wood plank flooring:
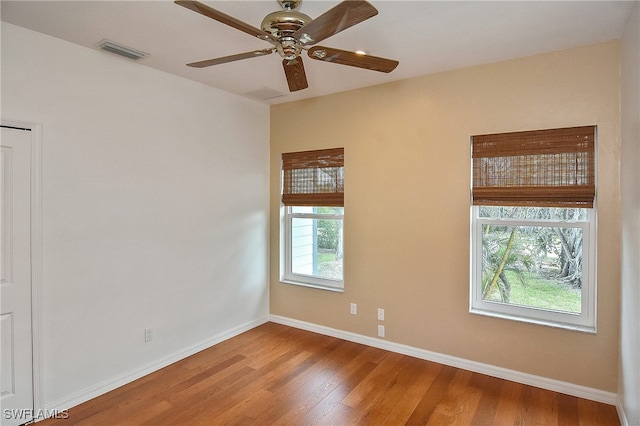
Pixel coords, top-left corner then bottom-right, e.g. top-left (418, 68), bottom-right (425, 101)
top-left (38, 322), bottom-right (620, 425)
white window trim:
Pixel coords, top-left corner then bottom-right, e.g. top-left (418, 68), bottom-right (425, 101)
top-left (469, 206), bottom-right (597, 333)
top-left (282, 206), bottom-right (344, 292)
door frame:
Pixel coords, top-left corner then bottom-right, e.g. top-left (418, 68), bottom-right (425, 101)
top-left (2, 119), bottom-right (43, 414)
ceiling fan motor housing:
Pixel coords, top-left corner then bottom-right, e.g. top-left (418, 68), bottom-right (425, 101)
top-left (261, 9), bottom-right (311, 60)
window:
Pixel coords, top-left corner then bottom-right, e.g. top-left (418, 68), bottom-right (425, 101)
top-left (281, 148), bottom-right (344, 291)
top-left (470, 126), bottom-right (597, 332)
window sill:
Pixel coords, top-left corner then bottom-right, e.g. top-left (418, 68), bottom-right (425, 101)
top-left (280, 279), bottom-right (344, 293)
top-left (469, 307), bottom-right (596, 334)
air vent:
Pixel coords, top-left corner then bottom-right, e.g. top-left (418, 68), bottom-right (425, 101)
top-left (97, 39), bottom-right (148, 60)
top-left (244, 88), bottom-right (286, 101)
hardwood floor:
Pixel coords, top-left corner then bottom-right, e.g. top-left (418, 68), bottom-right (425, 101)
top-left (39, 322), bottom-right (619, 425)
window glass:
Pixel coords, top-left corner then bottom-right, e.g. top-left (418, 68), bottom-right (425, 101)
top-left (285, 206), bottom-right (344, 290)
top-left (471, 206), bottom-right (595, 331)
top-left (480, 221), bottom-right (583, 313)
top-left (479, 206), bottom-right (587, 221)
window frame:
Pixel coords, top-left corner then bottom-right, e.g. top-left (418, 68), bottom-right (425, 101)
top-left (470, 206), bottom-right (597, 333)
top-left (469, 126), bottom-right (597, 333)
top-left (283, 206), bottom-right (344, 292)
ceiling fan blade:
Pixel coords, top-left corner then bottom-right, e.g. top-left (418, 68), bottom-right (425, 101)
top-left (307, 46), bottom-right (399, 73)
top-left (282, 58), bottom-right (309, 92)
top-left (175, 1), bottom-right (277, 44)
top-left (294, 0), bottom-right (378, 46)
top-left (187, 49), bottom-right (274, 68)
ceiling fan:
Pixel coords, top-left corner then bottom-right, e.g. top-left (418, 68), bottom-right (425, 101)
top-left (175, 0), bottom-right (399, 92)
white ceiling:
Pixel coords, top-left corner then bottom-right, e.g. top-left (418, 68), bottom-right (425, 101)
top-left (1, 1), bottom-right (635, 105)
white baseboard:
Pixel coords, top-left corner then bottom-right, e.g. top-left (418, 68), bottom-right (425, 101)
top-left (269, 314), bottom-right (618, 405)
top-left (42, 317), bottom-right (269, 416)
top-left (616, 394), bottom-right (630, 426)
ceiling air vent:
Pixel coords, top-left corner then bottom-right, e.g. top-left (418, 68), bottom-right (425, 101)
top-left (244, 88), bottom-right (286, 101)
top-left (97, 39), bottom-right (148, 60)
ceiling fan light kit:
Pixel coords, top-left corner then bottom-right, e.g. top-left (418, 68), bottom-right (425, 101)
top-left (175, 0), bottom-right (399, 92)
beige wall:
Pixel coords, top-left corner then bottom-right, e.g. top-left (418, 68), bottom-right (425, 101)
top-left (270, 41), bottom-right (621, 392)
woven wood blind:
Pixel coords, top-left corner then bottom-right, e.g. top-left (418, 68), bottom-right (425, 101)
top-left (282, 148), bottom-right (344, 206)
top-left (472, 126), bottom-right (596, 208)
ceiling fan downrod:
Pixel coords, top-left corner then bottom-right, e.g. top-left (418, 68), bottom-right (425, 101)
top-left (278, 0), bottom-right (301, 10)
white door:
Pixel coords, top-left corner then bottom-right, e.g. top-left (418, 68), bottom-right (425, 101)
top-left (1, 126), bottom-right (33, 426)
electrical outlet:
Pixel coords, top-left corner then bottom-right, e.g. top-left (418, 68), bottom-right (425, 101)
top-left (377, 308), bottom-right (385, 321)
top-left (144, 328), bottom-right (152, 342)
top-left (378, 325), bottom-right (385, 338)
top-left (350, 303), bottom-right (357, 315)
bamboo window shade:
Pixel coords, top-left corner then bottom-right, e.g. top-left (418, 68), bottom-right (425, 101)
top-left (472, 126), bottom-right (596, 208)
top-left (282, 148), bottom-right (344, 206)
